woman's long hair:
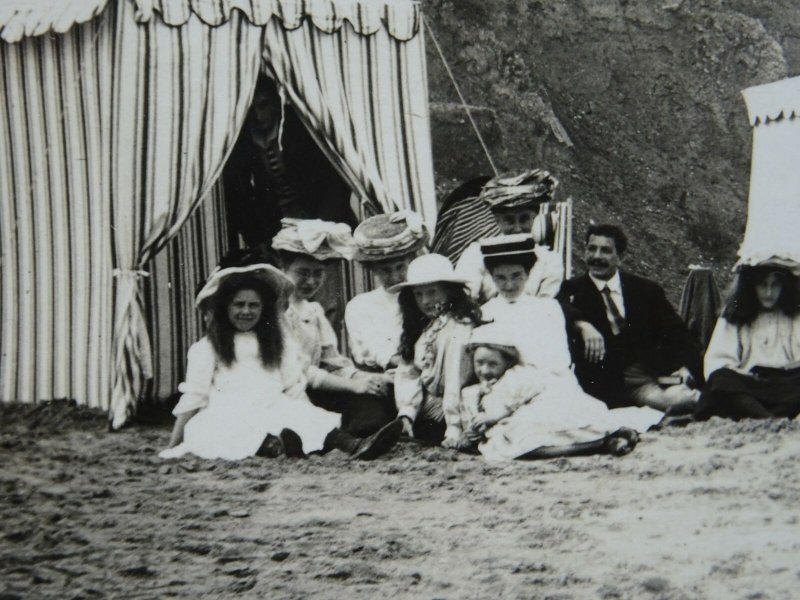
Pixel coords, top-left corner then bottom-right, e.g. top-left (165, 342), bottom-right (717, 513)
top-left (722, 265), bottom-right (800, 325)
top-left (397, 283), bottom-right (484, 361)
top-left (208, 274), bottom-right (283, 367)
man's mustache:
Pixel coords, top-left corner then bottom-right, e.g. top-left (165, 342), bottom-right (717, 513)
top-left (587, 259), bottom-right (608, 267)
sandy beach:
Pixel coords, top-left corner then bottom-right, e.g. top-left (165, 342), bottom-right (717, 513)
top-left (2, 401), bottom-right (799, 599)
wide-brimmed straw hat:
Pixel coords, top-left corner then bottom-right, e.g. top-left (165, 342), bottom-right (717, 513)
top-left (195, 263), bottom-right (294, 308)
top-left (388, 254), bottom-right (469, 292)
top-left (479, 169), bottom-right (559, 210)
top-left (271, 218), bottom-right (356, 261)
top-left (353, 210), bottom-right (429, 263)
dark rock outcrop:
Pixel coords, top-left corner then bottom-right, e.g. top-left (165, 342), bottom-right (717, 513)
top-left (425, 0), bottom-right (796, 297)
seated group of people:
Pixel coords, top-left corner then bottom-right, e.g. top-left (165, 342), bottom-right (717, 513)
top-left (160, 170), bottom-right (800, 463)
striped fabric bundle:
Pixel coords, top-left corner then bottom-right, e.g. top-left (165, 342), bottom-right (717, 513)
top-left (478, 169), bottom-right (560, 210)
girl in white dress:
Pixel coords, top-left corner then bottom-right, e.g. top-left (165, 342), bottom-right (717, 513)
top-left (160, 264), bottom-right (402, 461)
top-left (457, 323), bottom-right (663, 461)
top-left (696, 264), bottom-right (800, 420)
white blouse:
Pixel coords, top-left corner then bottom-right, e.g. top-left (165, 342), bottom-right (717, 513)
top-left (283, 298), bottom-right (357, 387)
top-left (344, 286), bottom-right (403, 370)
top-left (480, 295), bottom-right (572, 371)
top-left (172, 332), bottom-right (309, 415)
top-left (704, 312), bottom-right (800, 378)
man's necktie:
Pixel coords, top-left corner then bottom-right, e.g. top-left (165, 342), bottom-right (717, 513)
top-left (601, 285), bottom-right (625, 335)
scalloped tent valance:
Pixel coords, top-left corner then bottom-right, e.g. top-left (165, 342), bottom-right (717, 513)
top-left (0, 0), bottom-right (420, 43)
top-left (742, 75), bottom-right (800, 126)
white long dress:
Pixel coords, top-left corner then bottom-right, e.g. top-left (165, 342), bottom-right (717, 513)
top-left (159, 333), bottom-right (341, 461)
top-left (476, 295), bottom-right (663, 461)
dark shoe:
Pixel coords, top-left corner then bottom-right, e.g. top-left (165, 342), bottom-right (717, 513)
top-left (256, 434), bottom-right (284, 458)
top-left (351, 419), bottom-right (403, 460)
top-left (604, 427), bottom-right (639, 457)
top-left (280, 428), bottom-right (306, 458)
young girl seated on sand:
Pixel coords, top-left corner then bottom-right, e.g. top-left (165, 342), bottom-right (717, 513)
top-left (695, 263), bottom-right (800, 420)
top-left (392, 254), bottom-right (483, 446)
top-left (160, 263), bottom-right (402, 461)
top-left (455, 323), bottom-right (661, 460)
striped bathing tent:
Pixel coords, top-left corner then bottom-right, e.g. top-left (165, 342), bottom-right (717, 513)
top-left (0, 0), bottom-right (436, 427)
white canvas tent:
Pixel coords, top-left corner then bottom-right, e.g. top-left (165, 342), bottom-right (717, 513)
top-left (0, 0), bottom-right (436, 427)
top-left (739, 75), bottom-right (800, 270)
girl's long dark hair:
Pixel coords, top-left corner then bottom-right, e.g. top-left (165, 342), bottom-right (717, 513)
top-left (722, 265), bottom-right (800, 325)
top-left (208, 274), bottom-right (283, 367)
top-left (398, 283), bottom-right (484, 361)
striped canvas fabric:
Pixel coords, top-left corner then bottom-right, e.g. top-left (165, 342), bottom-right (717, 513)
top-left (1, 0), bottom-right (435, 425)
top-left (0, 1), bottom-right (263, 426)
top-left (262, 4), bottom-right (438, 227)
top-left (144, 182), bottom-right (234, 400)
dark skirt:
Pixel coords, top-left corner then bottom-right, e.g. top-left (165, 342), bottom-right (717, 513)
top-left (694, 367), bottom-right (800, 421)
top-left (308, 390), bottom-right (397, 438)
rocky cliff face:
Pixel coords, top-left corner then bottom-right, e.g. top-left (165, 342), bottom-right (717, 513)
top-left (425, 0), bottom-right (798, 298)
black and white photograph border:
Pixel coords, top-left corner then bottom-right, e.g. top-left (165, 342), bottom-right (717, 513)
top-left (2, 1), bottom-right (800, 599)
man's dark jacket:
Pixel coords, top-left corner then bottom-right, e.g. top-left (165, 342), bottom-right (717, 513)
top-left (557, 271), bottom-right (702, 408)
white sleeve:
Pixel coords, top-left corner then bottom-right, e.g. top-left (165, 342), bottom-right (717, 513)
top-left (441, 322), bottom-right (475, 441)
top-left (316, 304), bottom-right (358, 378)
top-left (173, 338), bottom-right (216, 415)
top-left (704, 317), bottom-right (743, 378)
top-left (345, 298), bottom-right (381, 369)
top-left (454, 243), bottom-right (484, 299)
top-left (527, 247), bottom-right (564, 298)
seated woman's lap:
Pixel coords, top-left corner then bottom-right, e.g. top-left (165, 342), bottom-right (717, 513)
top-left (307, 390), bottom-right (397, 437)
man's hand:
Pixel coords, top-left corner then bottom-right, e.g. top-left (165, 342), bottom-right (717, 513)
top-left (577, 320), bottom-right (605, 363)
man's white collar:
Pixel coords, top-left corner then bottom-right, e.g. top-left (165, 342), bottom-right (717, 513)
top-left (589, 271), bottom-right (622, 293)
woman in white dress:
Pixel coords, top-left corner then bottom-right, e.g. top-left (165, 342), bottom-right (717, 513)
top-left (464, 236), bottom-right (663, 460)
top-left (272, 218), bottom-right (397, 436)
top-left (160, 263), bottom-right (402, 461)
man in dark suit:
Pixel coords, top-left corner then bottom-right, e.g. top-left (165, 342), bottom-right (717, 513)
top-left (558, 224), bottom-right (702, 410)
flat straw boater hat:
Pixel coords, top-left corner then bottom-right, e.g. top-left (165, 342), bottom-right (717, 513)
top-left (195, 263), bottom-right (294, 308)
top-left (479, 168), bottom-right (559, 210)
top-left (353, 210), bottom-right (429, 263)
top-left (388, 253), bottom-right (470, 292)
top-left (479, 233), bottom-right (537, 259)
top-left (271, 217), bottom-right (356, 261)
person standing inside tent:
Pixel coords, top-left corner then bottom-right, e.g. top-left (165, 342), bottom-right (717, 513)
top-left (159, 264), bottom-right (402, 461)
top-left (392, 254), bottom-right (484, 445)
top-left (345, 211), bottom-right (429, 372)
top-left (272, 218), bottom-right (396, 437)
top-left (695, 264), bottom-right (800, 420)
top-left (454, 169), bottom-right (564, 302)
